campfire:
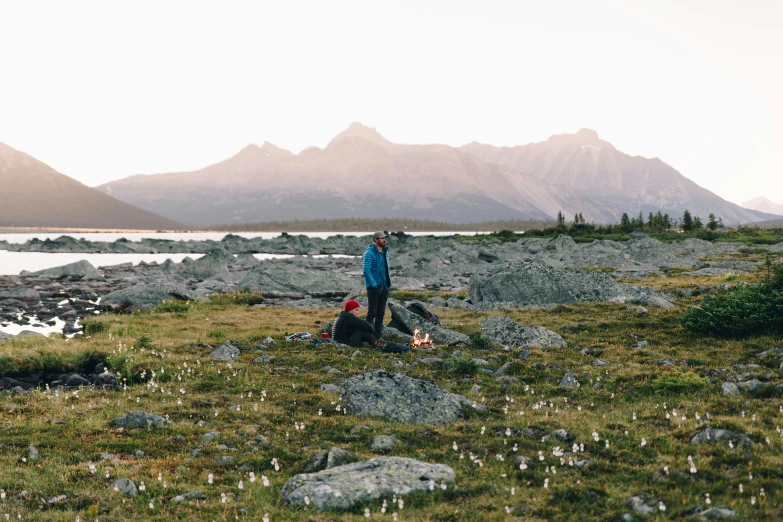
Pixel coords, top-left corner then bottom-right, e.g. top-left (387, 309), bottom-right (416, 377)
top-left (411, 328), bottom-right (434, 348)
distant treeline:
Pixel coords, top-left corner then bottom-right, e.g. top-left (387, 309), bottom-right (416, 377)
top-left (205, 217), bottom-right (556, 233)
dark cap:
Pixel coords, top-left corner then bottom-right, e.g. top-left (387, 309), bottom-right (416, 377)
top-left (372, 231), bottom-right (388, 240)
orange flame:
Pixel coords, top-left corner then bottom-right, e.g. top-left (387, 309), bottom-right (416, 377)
top-left (411, 328), bottom-right (434, 347)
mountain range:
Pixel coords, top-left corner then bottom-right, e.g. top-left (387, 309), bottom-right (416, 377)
top-left (98, 124), bottom-right (777, 226)
top-left (743, 196), bottom-right (783, 216)
top-left (0, 142), bottom-right (183, 230)
top-left (1, 125), bottom-right (778, 229)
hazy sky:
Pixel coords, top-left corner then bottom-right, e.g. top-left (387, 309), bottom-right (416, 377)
top-left (1, 0), bottom-right (780, 206)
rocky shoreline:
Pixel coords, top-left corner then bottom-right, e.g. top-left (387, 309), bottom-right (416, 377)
top-left (1, 233), bottom-right (778, 339)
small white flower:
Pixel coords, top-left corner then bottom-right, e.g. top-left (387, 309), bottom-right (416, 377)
top-left (658, 501), bottom-right (666, 511)
top-left (208, 473), bottom-right (214, 484)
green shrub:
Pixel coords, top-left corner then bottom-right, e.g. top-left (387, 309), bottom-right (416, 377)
top-left (469, 333), bottom-right (493, 351)
top-left (82, 319), bottom-right (107, 336)
top-left (449, 358), bottom-right (480, 377)
top-left (680, 284), bottom-right (783, 337)
top-left (136, 334), bottom-right (155, 350)
top-left (210, 293), bottom-right (265, 306)
top-left (651, 371), bottom-right (707, 393)
top-left (154, 300), bottom-right (191, 313)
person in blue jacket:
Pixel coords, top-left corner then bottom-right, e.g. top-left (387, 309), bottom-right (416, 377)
top-left (363, 231), bottom-right (392, 339)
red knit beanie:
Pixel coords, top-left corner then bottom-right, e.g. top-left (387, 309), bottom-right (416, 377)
top-left (344, 300), bottom-right (360, 312)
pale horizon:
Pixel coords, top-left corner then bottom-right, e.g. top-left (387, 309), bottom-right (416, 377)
top-left (1, 0), bottom-right (781, 207)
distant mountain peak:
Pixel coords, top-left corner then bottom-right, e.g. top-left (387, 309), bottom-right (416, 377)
top-left (546, 128), bottom-right (615, 150)
top-left (743, 196), bottom-right (783, 216)
top-left (328, 122), bottom-right (390, 147)
top-left (233, 142), bottom-right (293, 160)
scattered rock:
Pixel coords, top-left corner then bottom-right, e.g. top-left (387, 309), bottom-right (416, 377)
top-left (280, 457), bottom-right (455, 511)
top-left (341, 371), bottom-right (486, 425)
top-left (252, 355), bottom-right (276, 364)
top-left (210, 342), bottom-right (240, 362)
top-left (326, 447), bottom-right (362, 469)
top-left (593, 359), bottom-right (609, 367)
top-left (101, 284), bottom-right (202, 311)
top-left (370, 435), bottom-right (397, 452)
top-left (214, 456), bottom-right (234, 465)
top-left (27, 446), bottom-right (39, 461)
top-left (170, 491), bottom-right (206, 503)
top-left (110, 478), bottom-right (137, 497)
top-left (693, 507), bottom-right (736, 519)
top-left (626, 495), bottom-right (655, 516)
top-left (690, 428), bottom-right (749, 447)
top-left (721, 382), bottom-right (739, 396)
top-left (480, 315), bottom-right (566, 349)
top-left (559, 372), bottom-right (580, 389)
top-left (111, 410), bottom-right (168, 428)
top-left (320, 383), bottom-right (342, 393)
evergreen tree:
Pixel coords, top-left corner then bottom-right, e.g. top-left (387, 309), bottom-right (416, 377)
top-left (647, 212), bottom-right (654, 230)
top-left (620, 213), bottom-right (631, 233)
top-left (707, 213), bottom-right (719, 231)
top-left (578, 213), bottom-right (585, 224)
top-left (574, 213), bottom-right (579, 225)
top-left (557, 211), bottom-right (565, 228)
top-left (693, 216), bottom-right (703, 230)
top-left (681, 210), bottom-right (693, 231)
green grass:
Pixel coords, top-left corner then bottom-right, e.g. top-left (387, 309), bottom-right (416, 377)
top-left (1, 266), bottom-right (782, 520)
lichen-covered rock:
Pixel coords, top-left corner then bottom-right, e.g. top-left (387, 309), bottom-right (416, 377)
top-left (387, 303), bottom-right (469, 345)
top-left (480, 316), bottom-right (566, 349)
top-left (26, 260), bottom-right (103, 281)
top-left (101, 284), bottom-right (203, 311)
top-left (280, 457), bottom-right (455, 511)
top-left (469, 261), bottom-right (674, 308)
top-left (690, 428), bottom-right (749, 447)
top-left (469, 262), bottom-right (626, 307)
top-left (326, 447), bottom-right (362, 469)
top-left (210, 342), bottom-right (240, 362)
top-left (237, 261), bottom-right (360, 294)
top-left (109, 478), bottom-right (137, 496)
top-left (342, 371), bottom-right (486, 425)
top-left (179, 248), bottom-right (233, 282)
top-left (111, 410), bottom-right (167, 428)
top-left (370, 435), bottom-right (397, 452)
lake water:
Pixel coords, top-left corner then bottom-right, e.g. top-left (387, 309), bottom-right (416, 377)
top-left (0, 230), bottom-right (480, 244)
top-left (0, 231), bottom-right (480, 276)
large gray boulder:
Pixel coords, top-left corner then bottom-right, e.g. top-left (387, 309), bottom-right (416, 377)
top-left (480, 316), bottom-right (566, 349)
top-left (0, 332), bottom-right (15, 344)
top-left (111, 410), bottom-right (168, 428)
top-left (101, 284), bottom-right (203, 310)
top-left (690, 428), bottom-right (749, 447)
top-left (237, 261), bottom-right (360, 295)
top-left (342, 371), bottom-right (486, 425)
top-left (280, 457), bottom-right (455, 511)
top-left (24, 260), bottom-right (103, 280)
top-left (469, 262), bottom-right (626, 307)
top-left (179, 248), bottom-right (233, 282)
top-left (0, 288), bottom-right (41, 301)
top-left (387, 303), bottom-right (469, 345)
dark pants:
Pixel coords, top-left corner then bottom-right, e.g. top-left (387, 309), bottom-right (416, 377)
top-left (366, 287), bottom-right (389, 339)
top-left (348, 330), bottom-right (377, 348)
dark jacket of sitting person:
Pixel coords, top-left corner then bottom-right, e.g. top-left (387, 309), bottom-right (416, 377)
top-left (332, 308), bottom-right (377, 347)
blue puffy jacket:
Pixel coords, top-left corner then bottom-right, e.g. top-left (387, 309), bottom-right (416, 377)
top-left (362, 244), bottom-right (391, 289)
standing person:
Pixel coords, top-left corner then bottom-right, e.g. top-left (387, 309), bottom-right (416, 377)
top-left (363, 231), bottom-right (392, 340)
top-left (331, 300), bottom-right (377, 347)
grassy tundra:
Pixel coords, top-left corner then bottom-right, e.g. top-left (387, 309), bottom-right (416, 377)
top-left (0, 267), bottom-right (781, 521)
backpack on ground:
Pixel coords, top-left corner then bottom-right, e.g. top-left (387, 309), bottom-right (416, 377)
top-left (406, 302), bottom-right (441, 325)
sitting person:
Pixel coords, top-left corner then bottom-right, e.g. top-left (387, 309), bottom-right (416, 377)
top-left (332, 300), bottom-right (377, 347)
